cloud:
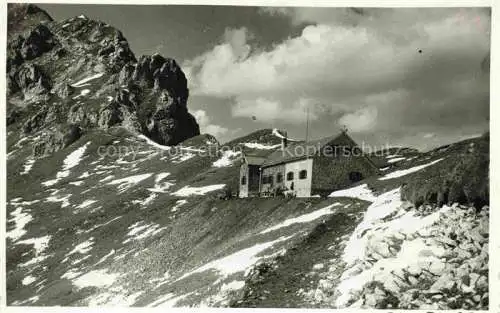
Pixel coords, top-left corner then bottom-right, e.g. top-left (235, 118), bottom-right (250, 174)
top-left (192, 109), bottom-right (228, 139)
top-left (184, 8), bottom-right (490, 137)
top-left (338, 107), bottom-right (378, 132)
top-left (233, 97), bottom-right (316, 123)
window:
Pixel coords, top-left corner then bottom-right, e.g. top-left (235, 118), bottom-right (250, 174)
top-left (262, 175), bottom-right (271, 184)
top-left (276, 173), bottom-right (283, 183)
top-left (241, 176), bottom-right (246, 185)
top-left (299, 170), bottom-right (307, 180)
top-left (287, 172), bottom-right (294, 181)
top-left (349, 171), bottom-right (363, 183)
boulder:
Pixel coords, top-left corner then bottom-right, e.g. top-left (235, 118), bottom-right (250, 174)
top-left (430, 273), bottom-right (456, 292)
top-left (63, 124), bottom-right (83, 147)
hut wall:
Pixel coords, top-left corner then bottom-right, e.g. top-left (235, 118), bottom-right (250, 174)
top-left (311, 154), bottom-right (378, 196)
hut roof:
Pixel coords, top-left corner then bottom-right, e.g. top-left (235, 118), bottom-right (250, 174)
top-left (261, 131), bottom-right (369, 167)
top-left (244, 156), bottom-right (268, 165)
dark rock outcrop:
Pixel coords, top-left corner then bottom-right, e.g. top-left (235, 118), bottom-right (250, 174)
top-left (21, 24), bottom-right (58, 60)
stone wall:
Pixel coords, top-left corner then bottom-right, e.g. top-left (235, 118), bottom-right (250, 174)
top-left (311, 154), bottom-right (379, 195)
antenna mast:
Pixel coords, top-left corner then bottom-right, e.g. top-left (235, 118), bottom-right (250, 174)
top-left (305, 105), bottom-right (309, 143)
top-left (305, 105), bottom-right (310, 160)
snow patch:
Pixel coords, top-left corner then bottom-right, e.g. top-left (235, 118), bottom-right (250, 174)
top-left (95, 249), bottom-right (115, 266)
top-left (7, 207), bottom-right (33, 242)
top-left (172, 152), bottom-right (195, 163)
top-left (221, 280), bottom-right (245, 292)
top-left (213, 150), bottom-right (241, 167)
top-left (71, 73), bottom-right (104, 87)
top-left (77, 200), bottom-right (98, 209)
top-left (79, 172), bottom-right (91, 179)
top-left (73, 269), bottom-right (119, 289)
top-left (387, 157), bottom-right (406, 163)
top-left (21, 159), bottom-right (35, 175)
top-left (335, 188), bottom-right (453, 307)
top-left (171, 200), bottom-right (187, 212)
top-left (137, 134), bottom-right (171, 151)
top-left (18, 235), bottom-right (51, 256)
top-left (272, 128), bottom-right (298, 141)
top-left (85, 216), bottom-right (121, 233)
top-left (171, 184), bottom-right (225, 197)
top-left (42, 142), bottom-right (90, 186)
top-left (147, 173), bottom-right (174, 193)
top-left (100, 175), bottom-right (114, 183)
top-left (22, 275), bottom-right (37, 285)
top-left (329, 184), bottom-right (377, 202)
top-left (132, 193), bottom-right (158, 206)
top-left (20, 254), bottom-right (50, 268)
top-left (72, 89), bottom-right (91, 99)
top-left (123, 222), bottom-right (166, 243)
top-left (379, 158), bottom-right (444, 180)
top-left (107, 173), bottom-right (153, 192)
top-left (175, 235), bottom-right (294, 282)
top-left (341, 189), bottom-right (403, 265)
top-left (243, 142), bottom-right (281, 150)
top-left (64, 238), bottom-right (94, 262)
top-left (45, 194), bottom-right (71, 208)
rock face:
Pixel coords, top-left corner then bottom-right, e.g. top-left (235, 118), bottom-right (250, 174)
top-left (118, 54), bottom-right (199, 145)
top-left (401, 133), bottom-right (489, 208)
top-left (6, 4), bottom-right (200, 157)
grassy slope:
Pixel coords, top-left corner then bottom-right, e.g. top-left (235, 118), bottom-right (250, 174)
top-left (6, 127), bottom-right (358, 306)
top-left (6, 127), bottom-right (489, 307)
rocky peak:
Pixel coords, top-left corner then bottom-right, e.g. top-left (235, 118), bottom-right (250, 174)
top-left (7, 4), bottom-right (200, 157)
top-left (121, 54), bottom-right (188, 103)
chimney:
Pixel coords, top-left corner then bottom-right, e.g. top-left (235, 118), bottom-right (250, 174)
top-left (281, 130), bottom-right (288, 151)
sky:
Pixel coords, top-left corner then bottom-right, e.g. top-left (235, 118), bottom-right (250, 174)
top-left (38, 4), bottom-right (491, 151)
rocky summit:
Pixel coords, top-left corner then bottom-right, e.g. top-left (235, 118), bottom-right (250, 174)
top-left (7, 3), bottom-right (200, 158)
